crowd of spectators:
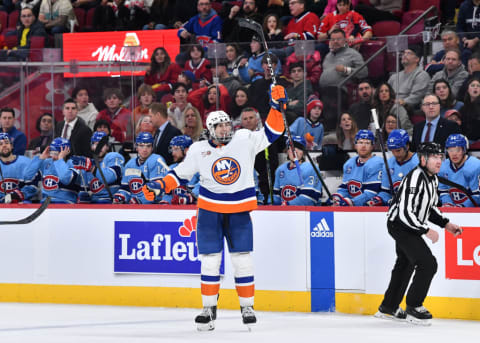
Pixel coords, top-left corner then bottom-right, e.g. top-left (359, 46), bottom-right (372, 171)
top-left (1, 0), bottom-right (480, 206)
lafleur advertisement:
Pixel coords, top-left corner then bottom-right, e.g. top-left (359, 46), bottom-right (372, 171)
top-left (445, 226), bottom-right (480, 280)
top-left (114, 216), bottom-right (224, 275)
top-left (63, 30), bottom-right (180, 77)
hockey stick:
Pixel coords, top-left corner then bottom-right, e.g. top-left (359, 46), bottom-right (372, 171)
top-left (93, 135), bottom-right (113, 202)
top-left (371, 109), bottom-right (395, 195)
top-left (437, 175), bottom-right (479, 207)
top-left (0, 163), bottom-right (7, 200)
top-left (305, 151), bottom-right (332, 201)
top-left (0, 197), bottom-right (51, 225)
top-left (156, 158), bottom-right (197, 199)
top-left (264, 148), bottom-right (274, 204)
top-left (239, 18), bottom-right (304, 185)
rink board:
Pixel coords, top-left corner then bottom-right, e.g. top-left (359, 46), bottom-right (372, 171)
top-left (0, 205), bottom-right (479, 320)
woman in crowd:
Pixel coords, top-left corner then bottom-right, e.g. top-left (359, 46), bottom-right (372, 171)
top-left (336, 112), bottom-right (359, 150)
top-left (460, 77), bottom-right (480, 143)
top-left (187, 84), bottom-right (230, 126)
top-left (381, 113), bottom-right (398, 147)
top-left (433, 79), bottom-right (463, 117)
top-left (225, 43), bottom-right (248, 79)
top-left (135, 115), bottom-right (155, 136)
top-left (372, 82), bottom-right (413, 135)
top-left (228, 87), bottom-right (251, 129)
top-left (181, 105), bottom-right (204, 142)
top-left (144, 47), bottom-right (182, 98)
top-left (72, 86), bottom-right (98, 130)
top-left (167, 83), bottom-right (191, 130)
top-left (263, 13), bottom-right (283, 44)
top-left (133, 84), bottom-right (155, 124)
top-left (183, 44), bottom-right (213, 86)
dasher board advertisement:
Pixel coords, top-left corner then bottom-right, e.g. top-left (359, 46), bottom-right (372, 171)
top-left (63, 30), bottom-right (180, 77)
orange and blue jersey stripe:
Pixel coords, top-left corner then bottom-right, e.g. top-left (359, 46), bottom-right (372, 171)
top-left (197, 186), bottom-right (258, 213)
top-left (235, 276), bottom-right (254, 299)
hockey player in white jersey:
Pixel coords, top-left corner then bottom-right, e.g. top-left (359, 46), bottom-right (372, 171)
top-left (367, 129), bottom-right (418, 206)
top-left (438, 134), bottom-right (480, 207)
top-left (113, 132), bottom-right (168, 204)
top-left (71, 131), bottom-right (125, 203)
top-left (331, 129), bottom-right (384, 206)
top-left (142, 85), bottom-right (287, 331)
top-left (273, 135), bottom-right (322, 205)
top-left (0, 133), bottom-right (38, 203)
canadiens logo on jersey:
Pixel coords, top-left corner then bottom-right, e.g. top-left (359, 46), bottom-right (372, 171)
top-left (281, 185), bottom-right (297, 201)
top-left (393, 180), bottom-right (401, 193)
top-left (211, 157), bottom-right (241, 185)
top-left (43, 175), bottom-right (60, 191)
top-left (129, 178), bottom-right (144, 194)
top-left (347, 180), bottom-right (362, 197)
top-left (89, 178), bottom-right (105, 194)
top-left (449, 188), bottom-right (468, 205)
top-left (0, 178), bottom-right (19, 192)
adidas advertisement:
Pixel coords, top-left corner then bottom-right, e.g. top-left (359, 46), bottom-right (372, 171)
top-left (310, 211), bottom-right (335, 312)
top-left (113, 216), bottom-right (224, 274)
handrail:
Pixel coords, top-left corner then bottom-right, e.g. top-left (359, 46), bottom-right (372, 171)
top-left (336, 5), bottom-right (438, 120)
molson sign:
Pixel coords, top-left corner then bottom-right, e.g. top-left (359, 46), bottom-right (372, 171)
top-left (445, 227), bottom-right (480, 280)
top-left (62, 30), bottom-right (180, 77)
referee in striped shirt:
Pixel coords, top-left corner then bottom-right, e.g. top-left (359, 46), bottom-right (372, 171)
top-left (375, 142), bottom-right (462, 325)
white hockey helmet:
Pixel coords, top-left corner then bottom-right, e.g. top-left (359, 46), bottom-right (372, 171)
top-left (206, 110), bottom-right (233, 144)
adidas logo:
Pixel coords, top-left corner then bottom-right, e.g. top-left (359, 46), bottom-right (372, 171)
top-left (311, 218), bottom-right (333, 238)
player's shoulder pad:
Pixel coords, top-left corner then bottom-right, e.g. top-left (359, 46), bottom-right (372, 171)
top-left (368, 155), bottom-right (385, 167)
top-left (105, 152), bottom-right (125, 163)
top-left (16, 155), bottom-right (33, 166)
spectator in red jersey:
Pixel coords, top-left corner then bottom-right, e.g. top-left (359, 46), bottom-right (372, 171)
top-left (183, 44), bottom-right (213, 87)
top-left (285, 0), bottom-right (320, 41)
top-left (144, 47), bottom-right (182, 99)
top-left (187, 84), bottom-right (230, 126)
top-left (96, 88), bottom-right (133, 143)
top-left (317, 0), bottom-right (372, 48)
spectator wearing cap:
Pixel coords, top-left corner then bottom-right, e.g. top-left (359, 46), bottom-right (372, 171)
top-left (0, 108), bottom-right (27, 156)
top-left (285, 62), bottom-right (313, 123)
top-left (290, 96), bottom-right (325, 149)
top-left (177, 71), bottom-right (196, 91)
top-left (444, 109), bottom-right (462, 127)
top-left (183, 44), bottom-right (213, 87)
top-left (388, 45), bottom-right (431, 111)
top-left (429, 49), bottom-right (468, 98)
top-left (214, 59), bottom-right (242, 98)
top-left (27, 113), bottom-right (55, 156)
top-left (239, 35), bottom-right (282, 84)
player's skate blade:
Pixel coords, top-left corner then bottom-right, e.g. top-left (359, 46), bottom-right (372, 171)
top-left (195, 306), bottom-right (216, 331)
top-left (241, 306), bottom-right (256, 330)
top-left (406, 306), bottom-right (432, 326)
top-left (406, 315), bottom-right (432, 326)
top-left (374, 305), bottom-right (406, 321)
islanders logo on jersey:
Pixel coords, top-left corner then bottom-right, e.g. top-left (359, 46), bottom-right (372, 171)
top-left (0, 178), bottom-right (19, 192)
top-left (211, 157), bottom-right (241, 185)
top-left (281, 185), bottom-right (297, 201)
top-left (43, 175), bottom-right (60, 191)
top-left (347, 180), bottom-right (362, 197)
top-left (129, 177), bottom-right (144, 194)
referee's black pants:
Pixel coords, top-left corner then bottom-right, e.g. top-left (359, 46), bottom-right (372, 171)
top-left (380, 221), bottom-right (438, 310)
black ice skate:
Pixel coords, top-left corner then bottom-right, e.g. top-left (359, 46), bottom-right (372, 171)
top-left (374, 305), bottom-right (407, 321)
top-left (241, 306), bottom-right (257, 330)
top-left (195, 306), bottom-right (217, 331)
top-left (406, 305), bottom-right (432, 326)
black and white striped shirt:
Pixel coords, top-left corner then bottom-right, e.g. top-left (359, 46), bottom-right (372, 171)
top-left (388, 166), bottom-right (449, 234)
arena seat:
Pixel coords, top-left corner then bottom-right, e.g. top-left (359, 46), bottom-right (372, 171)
top-left (74, 8), bottom-right (86, 31)
top-left (7, 10), bottom-right (18, 29)
top-left (4, 34), bottom-right (16, 49)
top-left (359, 40), bottom-right (386, 80)
top-left (372, 21), bottom-right (401, 39)
top-left (0, 11), bottom-right (7, 33)
top-left (83, 7), bottom-right (96, 31)
top-left (28, 36), bottom-right (45, 62)
top-left (408, 0), bottom-right (440, 19)
top-left (400, 10), bottom-right (424, 45)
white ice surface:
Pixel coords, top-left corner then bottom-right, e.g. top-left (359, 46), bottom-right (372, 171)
top-left (0, 303), bottom-right (477, 343)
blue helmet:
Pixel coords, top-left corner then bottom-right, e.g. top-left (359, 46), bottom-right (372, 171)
top-left (135, 132), bottom-right (154, 145)
top-left (286, 135), bottom-right (306, 150)
top-left (354, 129), bottom-right (375, 144)
top-left (91, 131), bottom-right (108, 144)
top-left (445, 134), bottom-right (469, 152)
top-left (387, 129), bottom-right (410, 150)
top-left (169, 135), bottom-right (193, 152)
top-left (49, 137), bottom-right (71, 152)
top-left (0, 133), bottom-right (11, 142)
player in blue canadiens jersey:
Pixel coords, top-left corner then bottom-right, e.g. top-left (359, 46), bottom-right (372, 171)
top-left (162, 135), bottom-right (199, 205)
top-left (273, 136), bottom-right (322, 206)
top-left (438, 134), bottom-right (480, 207)
top-left (113, 132), bottom-right (168, 204)
top-left (332, 129), bottom-right (384, 206)
top-left (24, 137), bottom-right (80, 204)
top-left (0, 133), bottom-right (39, 203)
top-left (367, 129), bottom-right (419, 207)
top-left (70, 132), bottom-right (125, 204)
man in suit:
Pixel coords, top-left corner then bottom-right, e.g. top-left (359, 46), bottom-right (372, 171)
top-left (150, 102), bottom-right (181, 165)
top-left (412, 94), bottom-right (461, 151)
top-left (55, 98), bottom-right (92, 157)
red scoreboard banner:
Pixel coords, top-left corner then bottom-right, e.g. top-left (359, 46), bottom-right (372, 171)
top-left (62, 30), bottom-right (180, 77)
top-left (445, 226), bottom-right (480, 280)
